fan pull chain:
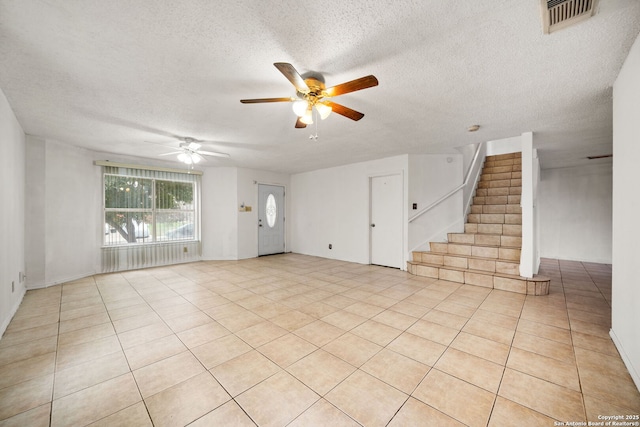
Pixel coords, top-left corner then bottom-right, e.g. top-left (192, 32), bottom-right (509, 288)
top-left (309, 109), bottom-right (319, 141)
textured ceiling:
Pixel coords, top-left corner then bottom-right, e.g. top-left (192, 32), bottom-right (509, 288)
top-left (1, 0), bottom-right (639, 173)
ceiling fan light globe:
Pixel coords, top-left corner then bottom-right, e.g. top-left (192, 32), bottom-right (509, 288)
top-left (316, 103), bottom-right (332, 120)
top-left (177, 153), bottom-right (188, 163)
top-left (292, 99), bottom-right (308, 117)
top-left (192, 153), bottom-right (202, 164)
top-left (300, 109), bottom-right (314, 125)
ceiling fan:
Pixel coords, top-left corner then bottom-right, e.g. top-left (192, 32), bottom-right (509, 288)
top-left (158, 137), bottom-right (230, 165)
top-left (240, 63), bottom-right (379, 128)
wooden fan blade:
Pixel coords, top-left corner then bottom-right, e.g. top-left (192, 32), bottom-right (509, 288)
top-left (240, 97), bottom-right (294, 104)
top-left (322, 100), bottom-right (365, 121)
top-left (198, 150), bottom-right (230, 158)
top-left (325, 75), bottom-right (378, 97)
top-left (159, 151), bottom-right (182, 156)
top-left (295, 117), bottom-right (307, 128)
top-left (274, 63), bottom-right (309, 92)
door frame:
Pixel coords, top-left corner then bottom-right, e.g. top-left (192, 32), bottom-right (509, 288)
top-left (368, 171), bottom-right (406, 269)
top-left (257, 182), bottom-right (287, 256)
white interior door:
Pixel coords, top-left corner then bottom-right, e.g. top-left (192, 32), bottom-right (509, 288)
top-left (370, 174), bottom-right (403, 268)
top-left (258, 184), bottom-right (285, 256)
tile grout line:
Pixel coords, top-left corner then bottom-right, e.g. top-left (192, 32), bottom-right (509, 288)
top-left (124, 269), bottom-right (243, 426)
top-left (50, 284), bottom-right (63, 427)
top-left (565, 262), bottom-right (590, 422)
top-left (96, 272), bottom-right (157, 426)
top-left (1, 256), bottom-right (626, 425)
top-left (486, 286), bottom-right (531, 426)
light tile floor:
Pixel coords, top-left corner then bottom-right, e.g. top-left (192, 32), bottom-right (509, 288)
top-left (0, 255), bottom-right (639, 426)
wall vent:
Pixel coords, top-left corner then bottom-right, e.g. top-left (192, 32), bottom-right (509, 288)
top-left (541, 0), bottom-right (598, 34)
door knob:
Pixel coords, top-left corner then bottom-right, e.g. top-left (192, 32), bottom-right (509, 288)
top-left (371, 223), bottom-right (376, 227)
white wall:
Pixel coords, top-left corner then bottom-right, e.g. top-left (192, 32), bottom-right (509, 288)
top-left (408, 154), bottom-right (463, 252)
top-left (25, 140), bottom-right (102, 287)
top-left (22, 140), bottom-right (290, 285)
top-left (0, 88), bottom-right (27, 336)
top-left (538, 163), bottom-right (612, 263)
top-left (455, 143), bottom-right (478, 181)
top-left (519, 132), bottom-right (538, 277)
top-left (612, 32), bottom-right (640, 391)
top-left (46, 141), bottom-right (101, 283)
top-left (291, 155), bottom-right (408, 265)
top-left (25, 136), bottom-right (46, 287)
top-left (201, 167), bottom-right (238, 260)
top-left (486, 136), bottom-right (522, 156)
top-left (200, 166), bottom-right (290, 261)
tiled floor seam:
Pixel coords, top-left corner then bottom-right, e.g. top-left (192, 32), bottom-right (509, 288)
top-left (488, 294), bottom-right (555, 425)
top-left (388, 285), bottom-right (494, 426)
top-left (92, 274), bottom-right (173, 426)
top-left (584, 266), bottom-right (612, 308)
top-left (563, 262), bottom-right (603, 422)
top-left (49, 282), bottom-right (64, 427)
top-left (2, 256), bottom-right (631, 426)
top-left (131, 269), bottom-right (330, 426)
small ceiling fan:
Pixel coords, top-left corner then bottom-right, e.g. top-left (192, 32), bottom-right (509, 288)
top-left (241, 63), bottom-right (378, 128)
top-left (158, 137), bottom-right (230, 165)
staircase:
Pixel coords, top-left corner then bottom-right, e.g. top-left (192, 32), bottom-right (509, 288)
top-left (407, 152), bottom-right (550, 295)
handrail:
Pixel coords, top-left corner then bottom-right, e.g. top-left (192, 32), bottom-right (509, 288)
top-left (408, 142), bottom-right (485, 223)
top-left (407, 185), bottom-right (464, 223)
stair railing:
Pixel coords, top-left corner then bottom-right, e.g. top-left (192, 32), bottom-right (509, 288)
top-left (408, 141), bottom-right (486, 224)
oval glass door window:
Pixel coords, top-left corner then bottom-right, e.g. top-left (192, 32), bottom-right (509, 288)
top-left (266, 194), bottom-right (277, 228)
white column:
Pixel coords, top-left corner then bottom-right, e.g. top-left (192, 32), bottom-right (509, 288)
top-left (519, 132), bottom-right (535, 278)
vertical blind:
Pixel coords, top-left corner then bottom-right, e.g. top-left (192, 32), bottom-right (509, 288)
top-left (100, 163), bottom-right (202, 272)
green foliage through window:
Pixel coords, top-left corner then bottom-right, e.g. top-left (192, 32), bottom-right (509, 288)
top-left (103, 174), bottom-right (196, 245)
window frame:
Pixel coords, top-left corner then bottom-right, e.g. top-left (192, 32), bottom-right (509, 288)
top-left (102, 171), bottom-right (199, 247)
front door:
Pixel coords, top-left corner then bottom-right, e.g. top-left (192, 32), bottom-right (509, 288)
top-left (370, 174), bottom-right (403, 268)
top-left (258, 184), bottom-right (285, 256)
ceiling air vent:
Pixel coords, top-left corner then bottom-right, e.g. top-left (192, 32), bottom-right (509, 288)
top-left (541, 0), bottom-right (598, 34)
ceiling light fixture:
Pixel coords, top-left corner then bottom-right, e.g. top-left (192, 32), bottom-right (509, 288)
top-left (241, 62), bottom-right (377, 129)
top-left (299, 105), bottom-right (314, 125)
top-left (177, 149), bottom-right (202, 165)
top-left (292, 99), bottom-right (308, 116)
top-left (315, 103), bottom-right (332, 120)
top-left (158, 137), bottom-right (230, 166)
top-left (293, 99), bottom-right (332, 125)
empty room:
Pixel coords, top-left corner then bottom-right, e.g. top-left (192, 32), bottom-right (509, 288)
top-left (1, 1), bottom-right (639, 426)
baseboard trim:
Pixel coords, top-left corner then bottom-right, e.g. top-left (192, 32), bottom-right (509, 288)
top-left (610, 328), bottom-right (640, 393)
top-left (0, 286), bottom-right (27, 340)
top-left (26, 271), bottom-right (97, 290)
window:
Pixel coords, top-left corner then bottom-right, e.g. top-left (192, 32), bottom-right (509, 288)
top-left (266, 193), bottom-right (277, 228)
top-left (102, 166), bottom-right (199, 246)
